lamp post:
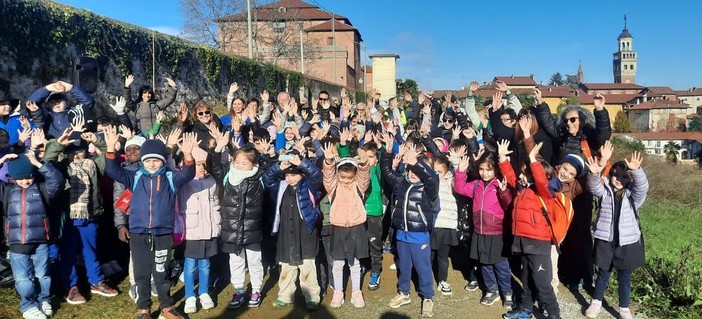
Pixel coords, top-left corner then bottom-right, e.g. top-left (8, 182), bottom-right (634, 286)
top-left (246, 0), bottom-right (253, 59)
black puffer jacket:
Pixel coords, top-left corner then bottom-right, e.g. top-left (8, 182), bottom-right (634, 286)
top-left (534, 102), bottom-right (611, 159)
top-left (380, 151), bottom-right (438, 232)
top-left (211, 151), bottom-right (265, 246)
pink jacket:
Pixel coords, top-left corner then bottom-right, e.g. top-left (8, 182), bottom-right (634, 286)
top-left (178, 175), bottom-right (221, 240)
top-left (322, 159), bottom-right (371, 227)
top-left (454, 172), bottom-right (512, 235)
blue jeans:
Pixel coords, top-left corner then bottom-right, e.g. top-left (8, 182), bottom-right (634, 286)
top-left (184, 257), bottom-right (210, 298)
top-left (59, 220), bottom-right (104, 290)
top-left (11, 244), bottom-right (51, 312)
top-left (481, 259), bottom-right (512, 294)
top-left (593, 267), bottom-right (632, 308)
top-left (396, 240), bottom-right (434, 299)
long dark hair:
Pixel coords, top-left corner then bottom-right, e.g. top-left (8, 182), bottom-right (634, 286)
top-left (137, 85), bottom-right (156, 102)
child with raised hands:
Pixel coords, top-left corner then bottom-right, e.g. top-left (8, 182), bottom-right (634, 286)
top-left (498, 140), bottom-right (561, 319)
top-left (380, 132), bottom-right (439, 318)
top-left (584, 144), bottom-right (648, 319)
top-left (209, 127), bottom-right (267, 310)
top-left (321, 141), bottom-right (371, 309)
top-left (430, 155), bottom-right (461, 296)
top-left (104, 126), bottom-right (196, 319)
top-left (454, 150), bottom-right (514, 308)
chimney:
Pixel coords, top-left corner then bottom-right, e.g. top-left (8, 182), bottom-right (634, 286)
top-left (549, 87), bottom-right (552, 92)
top-left (529, 74), bottom-right (534, 79)
top-left (511, 75), bottom-right (515, 79)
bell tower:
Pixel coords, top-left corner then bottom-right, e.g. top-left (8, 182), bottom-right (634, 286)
top-left (613, 15), bottom-right (637, 83)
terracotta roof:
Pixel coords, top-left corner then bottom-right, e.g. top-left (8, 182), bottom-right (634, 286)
top-left (627, 99), bottom-right (689, 110)
top-left (676, 88), bottom-right (702, 97)
top-left (493, 76), bottom-right (536, 86)
top-left (535, 85), bottom-right (577, 97)
top-left (614, 132), bottom-right (702, 144)
top-left (581, 83), bottom-right (643, 91)
top-left (642, 86), bottom-right (676, 95)
top-left (578, 94), bottom-right (640, 104)
top-left (216, 0), bottom-right (349, 23)
top-left (305, 20), bottom-right (356, 32)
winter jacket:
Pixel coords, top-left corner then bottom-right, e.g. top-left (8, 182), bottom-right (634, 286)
top-left (534, 102), bottom-right (610, 160)
top-left (3, 163), bottom-right (63, 245)
top-left (113, 159), bottom-right (141, 229)
top-left (262, 158), bottom-right (322, 234)
top-left (177, 118), bottom-right (224, 151)
top-left (123, 86), bottom-right (176, 133)
top-left (105, 153), bottom-right (195, 235)
top-left (364, 164), bottom-right (383, 217)
top-left (500, 160), bottom-right (554, 242)
top-left (322, 159), bottom-right (370, 227)
top-left (179, 175), bottom-right (221, 240)
top-left (0, 108), bottom-right (41, 146)
top-left (380, 151), bottom-right (438, 233)
top-left (587, 168), bottom-right (648, 246)
top-left (211, 151), bottom-right (265, 246)
top-left (454, 173), bottom-right (512, 235)
top-left (29, 86), bottom-right (95, 139)
top-left (435, 171), bottom-right (458, 230)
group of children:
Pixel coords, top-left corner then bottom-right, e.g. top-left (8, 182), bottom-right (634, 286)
top-left (0, 78), bottom-right (649, 319)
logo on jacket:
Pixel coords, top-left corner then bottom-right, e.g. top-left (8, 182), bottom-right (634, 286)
top-left (421, 244), bottom-right (428, 250)
top-left (537, 264), bottom-right (545, 272)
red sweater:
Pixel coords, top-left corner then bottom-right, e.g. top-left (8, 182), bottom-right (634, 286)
top-left (499, 160), bottom-right (554, 242)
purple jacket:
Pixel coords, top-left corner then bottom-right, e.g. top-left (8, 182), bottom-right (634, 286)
top-left (454, 172), bottom-right (512, 235)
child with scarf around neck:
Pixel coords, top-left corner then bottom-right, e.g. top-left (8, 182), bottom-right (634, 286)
top-left (208, 127), bottom-right (266, 309)
top-left (40, 124), bottom-right (119, 305)
top-left (321, 142), bottom-right (371, 309)
top-left (178, 146), bottom-right (220, 314)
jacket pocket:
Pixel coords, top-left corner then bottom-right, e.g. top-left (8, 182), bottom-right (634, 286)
top-left (184, 209), bottom-right (200, 229)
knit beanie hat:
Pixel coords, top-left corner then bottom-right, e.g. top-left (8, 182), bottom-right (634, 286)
top-left (124, 136), bottom-right (146, 149)
top-left (8, 154), bottom-right (35, 179)
top-left (140, 139), bottom-right (167, 163)
top-left (559, 154), bottom-right (585, 177)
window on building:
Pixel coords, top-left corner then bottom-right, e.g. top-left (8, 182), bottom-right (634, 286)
top-left (656, 141), bottom-right (661, 147)
top-left (631, 64), bottom-right (635, 70)
top-left (655, 149), bottom-right (661, 154)
top-left (327, 37), bottom-right (333, 45)
top-left (272, 21), bottom-right (286, 33)
top-left (624, 65), bottom-right (628, 70)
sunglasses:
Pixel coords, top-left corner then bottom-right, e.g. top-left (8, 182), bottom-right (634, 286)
top-left (197, 111), bottom-right (211, 116)
top-left (319, 98), bottom-right (329, 101)
top-left (566, 117), bottom-right (578, 123)
top-left (443, 118), bottom-right (454, 123)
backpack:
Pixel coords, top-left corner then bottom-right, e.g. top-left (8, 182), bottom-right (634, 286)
top-left (537, 192), bottom-right (574, 251)
top-left (132, 170), bottom-right (183, 247)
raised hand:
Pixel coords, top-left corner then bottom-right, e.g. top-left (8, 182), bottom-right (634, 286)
top-left (228, 82), bottom-right (239, 95)
top-left (45, 82), bottom-right (64, 93)
top-left (497, 177), bottom-right (508, 191)
top-left (166, 127), bottom-right (182, 148)
top-left (103, 126), bottom-right (119, 151)
top-left (457, 156), bottom-right (470, 172)
top-left (272, 111), bottom-right (283, 129)
top-left (469, 81), bottom-right (479, 93)
top-left (339, 127), bottom-right (350, 146)
top-left (625, 151), bottom-right (643, 171)
top-left (382, 132), bottom-right (395, 152)
top-left (80, 132), bottom-right (97, 143)
top-left (403, 144), bottom-right (420, 166)
top-left (587, 156), bottom-right (605, 175)
top-left (593, 93), bottom-right (606, 111)
top-left (289, 154), bottom-right (302, 166)
top-left (30, 129), bottom-right (47, 149)
top-left (492, 91), bottom-right (504, 109)
top-left (180, 132), bottom-right (197, 155)
top-left (56, 81), bottom-right (73, 92)
top-left (529, 142), bottom-right (543, 163)
top-left (110, 96), bottom-right (126, 115)
top-left (533, 88), bottom-right (544, 104)
top-left (322, 142), bottom-right (336, 161)
top-left (0, 154), bottom-right (18, 165)
top-left (518, 115), bottom-right (533, 139)
top-left (450, 145), bottom-right (467, 159)
top-left (119, 125), bottom-right (134, 140)
top-left (279, 160), bottom-right (292, 171)
top-left (25, 150), bottom-right (42, 168)
top-left (261, 90), bottom-right (270, 103)
top-left (156, 111), bottom-right (165, 123)
top-left (599, 140), bottom-right (614, 163)
top-left (125, 75), bottom-right (135, 87)
top-left (18, 127), bottom-right (32, 144)
top-left (356, 149), bottom-right (369, 165)
top-left (497, 140), bottom-right (512, 162)
top-left (462, 127), bottom-right (475, 139)
top-left (26, 101), bottom-right (39, 112)
top-left (177, 102), bottom-right (188, 124)
top-left (495, 80), bottom-right (508, 92)
top-left (165, 77), bottom-right (177, 89)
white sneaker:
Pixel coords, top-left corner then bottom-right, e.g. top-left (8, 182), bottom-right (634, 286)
top-left (41, 302), bottom-right (53, 317)
top-left (585, 299), bottom-right (602, 318)
top-left (437, 281), bottom-right (452, 296)
top-left (23, 307), bottom-right (47, 319)
top-left (199, 293), bottom-right (215, 310)
top-left (619, 307), bottom-right (634, 319)
top-left (389, 263), bottom-right (397, 270)
top-left (183, 296), bottom-right (197, 314)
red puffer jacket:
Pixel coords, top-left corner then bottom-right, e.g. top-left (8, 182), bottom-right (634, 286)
top-left (499, 161), bottom-right (554, 242)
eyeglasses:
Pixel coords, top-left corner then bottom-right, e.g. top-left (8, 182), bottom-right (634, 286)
top-left (566, 117), bottom-right (578, 123)
top-left (197, 111), bottom-right (211, 116)
top-left (443, 118), bottom-right (454, 123)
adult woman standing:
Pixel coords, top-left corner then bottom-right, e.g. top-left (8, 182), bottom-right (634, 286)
top-left (123, 75), bottom-right (177, 133)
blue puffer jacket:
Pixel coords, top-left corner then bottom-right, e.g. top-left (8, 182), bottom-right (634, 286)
top-left (105, 153), bottom-right (195, 235)
top-left (262, 158), bottom-right (322, 234)
top-left (380, 151), bottom-right (439, 232)
top-left (3, 163), bottom-right (63, 245)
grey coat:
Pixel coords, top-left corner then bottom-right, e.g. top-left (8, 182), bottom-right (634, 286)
top-left (586, 168), bottom-right (649, 246)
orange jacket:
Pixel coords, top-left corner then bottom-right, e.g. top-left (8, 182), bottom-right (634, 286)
top-left (499, 160), bottom-right (554, 242)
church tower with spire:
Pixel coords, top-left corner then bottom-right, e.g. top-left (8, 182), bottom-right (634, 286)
top-left (577, 60), bottom-right (585, 83)
top-left (613, 15), bottom-right (637, 83)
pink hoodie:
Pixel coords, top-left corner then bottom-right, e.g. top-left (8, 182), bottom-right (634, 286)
top-left (454, 171), bottom-right (512, 235)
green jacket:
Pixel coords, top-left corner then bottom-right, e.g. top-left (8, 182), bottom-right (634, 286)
top-left (364, 164), bottom-right (383, 216)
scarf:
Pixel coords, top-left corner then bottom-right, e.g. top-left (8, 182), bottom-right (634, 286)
top-left (227, 166), bottom-right (259, 186)
top-left (68, 159), bottom-right (96, 219)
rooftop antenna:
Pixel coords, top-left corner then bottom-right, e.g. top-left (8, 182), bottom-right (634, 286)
top-left (624, 14), bottom-right (627, 29)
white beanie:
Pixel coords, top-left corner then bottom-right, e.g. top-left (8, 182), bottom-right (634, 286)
top-left (124, 136), bottom-right (146, 149)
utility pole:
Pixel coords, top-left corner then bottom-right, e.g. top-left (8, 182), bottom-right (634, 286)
top-left (246, 0), bottom-right (253, 59)
top-left (332, 14), bottom-right (336, 85)
top-left (152, 29), bottom-right (155, 88)
top-left (300, 26), bottom-right (304, 74)
top-left (363, 45), bottom-right (368, 93)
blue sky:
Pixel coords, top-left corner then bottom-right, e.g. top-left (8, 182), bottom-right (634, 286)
top-left (55, 0), bottom-right (702, 90)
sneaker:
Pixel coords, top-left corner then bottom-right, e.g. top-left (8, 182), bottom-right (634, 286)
top-left (351, 290), bottom-right (365, 308)
top-left (584, 299), bottom-right (602, 318)
top-left (128, 284), bottom-right (137, 302)
top-left (22, 307), bottom-right (47, 319)
top-left (464, 280), bottom-right (479, 291)
top-left (90, 280), bottom-right (118, 297)
top-left (40, 302), bottom-right (53, 316)
top-left (150, 281), bottom-right (158, 297)
top-left (502, 309), bottom-right (534, 319)
top-left (368, 271), bottom-right (381, 290)
top-left (389, 263), bottom-right (397, 270)
top-left (134, 309), bottom-right (150, 319)
top-left (271, 299), bottom-right (290, 308)
top-left (619, 307), bottom-right (633, 319)
top-left (421, 299), bottom-right (434, 318)
top-left (388, 292), bottom-right (411, 308)
top-left (306, 301), bottom-right (319, 311)
top-left (437, 281), bottom-right (452, 295)
top-left (65, 286), bottom-right (86, 305)
top-left (502, 293), bottom-right (515, 309)
top-left (248, 292), bottom-right (261, 308)
top-left (158, 306), bottom-right (184, 319)
top-left (228, 290), bottom-right (246, 309)
top-left (330, 290), bottom-right (344, 308)
top-left (481, 291), bottom-right (500, 306)
top-left (199, 293), bottom-right (215, 310)
top-left (183, 297), bottom-right (197, 314)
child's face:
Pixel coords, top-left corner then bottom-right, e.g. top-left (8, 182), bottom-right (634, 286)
top-left (0, 103), bottom-right (10, 116)
top-left (338, 170), bottom-right (356, 186)
top-left (195, 162), bottom-right (208, 178)
top-left (285, 173), bottom-right (303, 187)
top-left (253, 139), bottom-right (270, 154)
top-left (49, 100), bottom-right (66, 113)
top-left (72, 150), bottom-right (86, 162)
top-left (557, 163), bottom-right (577, 183)
top-left (143, 158), bottom-right (164, 174)
top-left (15, 177), bottom-right (34, 189)
top-left (479, 162), bottom-right (496, 182)
top-left (285, 128), bottom-right (295, 141)
top-left (364, 150), bottom-right (378, 167)
top-left (234, 153), bottom-right (254, 171)
top-left (125, 145), bottom-right (141, 163)
top-left (435, 162), bottom-right (448, 178)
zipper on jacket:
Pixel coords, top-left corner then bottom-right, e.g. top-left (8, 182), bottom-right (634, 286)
top-left (148, 177), bottom-right (154, 229)
top-left (479, 182), bottom-right (488, 234)
top-left (21, 189), bottom-right (26, 244)
top-left (403, 185), bottom-right (413, 231)
top-left (417, 205), bottom-right (428, 229)
top-left (43, 218), bottom-right (49, 240)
